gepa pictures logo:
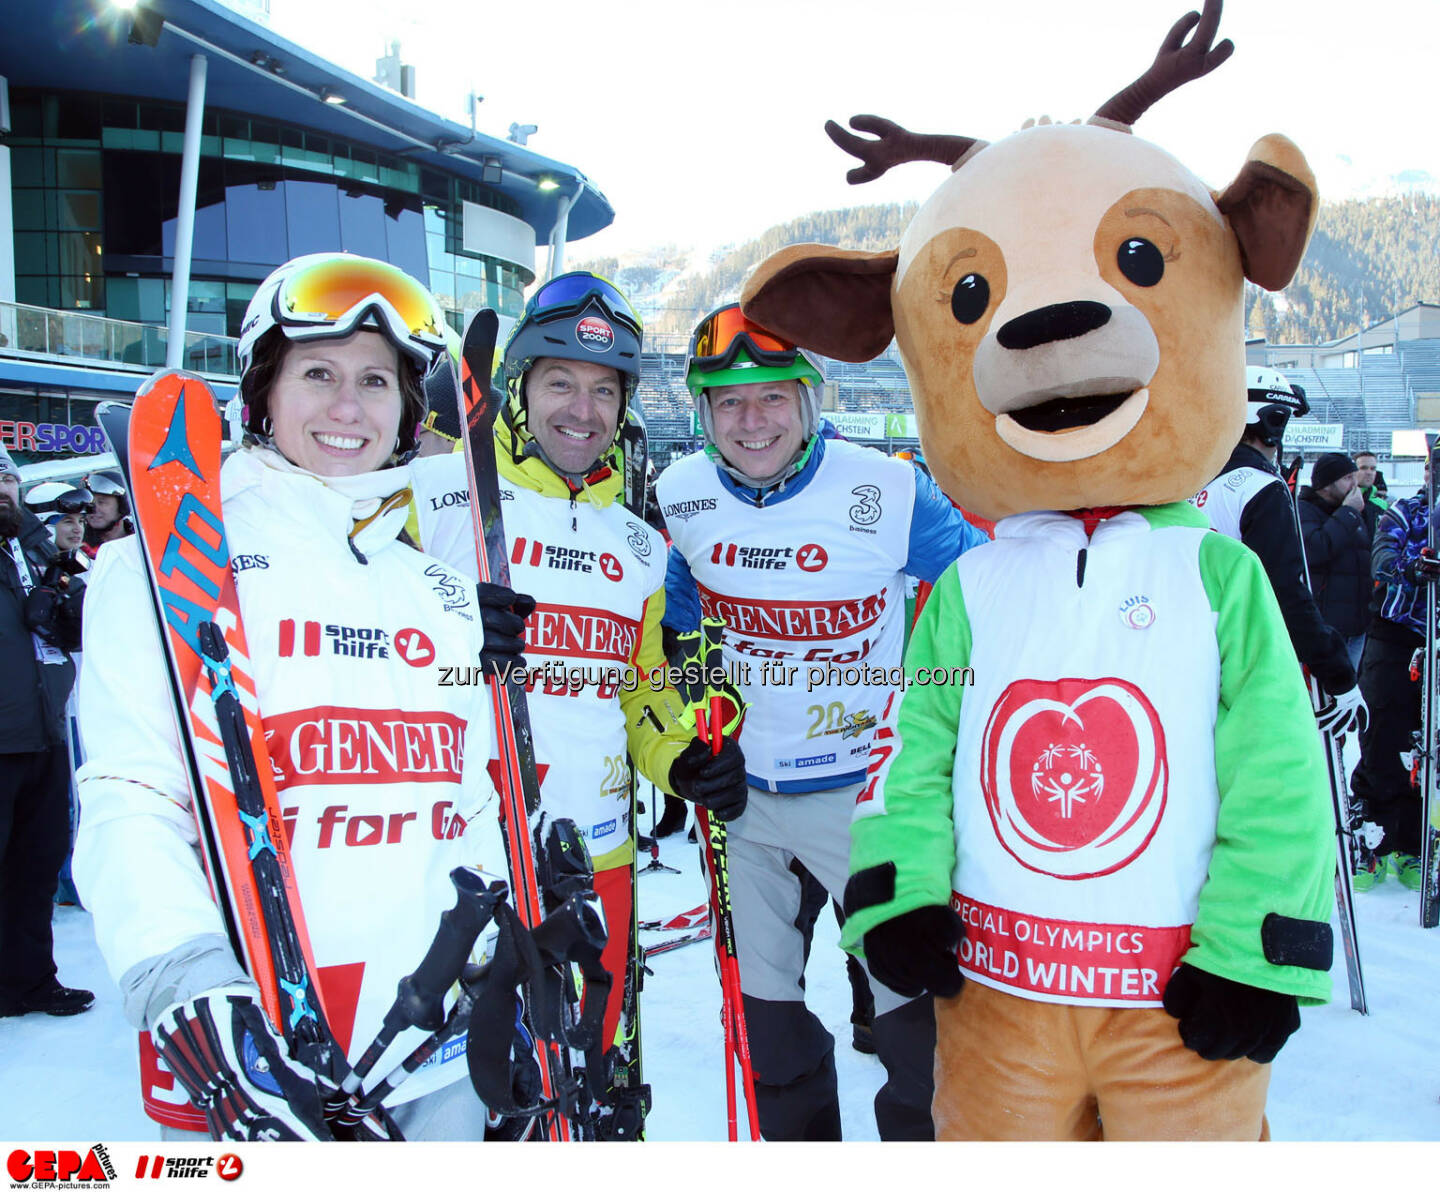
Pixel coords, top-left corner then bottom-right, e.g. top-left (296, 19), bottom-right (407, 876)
top-left (7, 1145), bottom-right (116, 1186)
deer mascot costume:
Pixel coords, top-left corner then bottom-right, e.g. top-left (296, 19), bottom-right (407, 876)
top-left (741, 1), bottom-right (1334, 1139)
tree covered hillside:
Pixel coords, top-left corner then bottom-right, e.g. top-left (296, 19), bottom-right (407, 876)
top-left (580, 194), bottom-right (1440, 346)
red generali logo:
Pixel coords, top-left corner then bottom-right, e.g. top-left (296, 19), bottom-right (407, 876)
top-left (263, 706), bottom-right (465, 789)
top-left (7, 1147), bottom-right (117, 1184)
top-left (697, 586), bottom-right (886, 642)
top-left (980, 677), bottom-right (1167, 879)
top-left (528, 603), bottom-right (639, 662)
top-left (575, 315), bottom-right (614, 352)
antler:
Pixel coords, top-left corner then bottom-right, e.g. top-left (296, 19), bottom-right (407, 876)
top-left (824, 115), bottom-right (978, 185)
top-left (1094, 0), bottom-right (1234, 126)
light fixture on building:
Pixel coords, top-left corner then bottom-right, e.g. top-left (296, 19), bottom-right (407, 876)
top-left (123, 0), bottom-right (163, 47)
top-left (508, 122), bottom-right (538, 146)
top-left (537, 177), bottom-right (560, 192)
top-left (319, 86), bottom-right (345, 105)
top-left (481, 157), bottom-right (503, 185)
top-left (248, 50), bottom-right (286, 76)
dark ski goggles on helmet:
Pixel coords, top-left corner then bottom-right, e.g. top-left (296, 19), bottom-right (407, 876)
top-left (527, 272), bottom-right (642, 336)
top-left (689, 303), bottom-right (803, 373)
top-left (55, 486), bottom-right (95, 515)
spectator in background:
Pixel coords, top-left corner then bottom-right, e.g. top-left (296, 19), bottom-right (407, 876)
top-left (50, 510), bottom-right (85, 556)
top-left (1353, 451), bottom-right (1388, 537)
top-left (1298, 453), bottom-right (1373, 672)
top-left (0, 444), bottom-right (92, 1018)
top-left (1349, 448), bottom-right (1439, 892)
top-left (80, 470), bottom-right (131, 561)
top-left (1355, 451), bottom-right (1388, 504)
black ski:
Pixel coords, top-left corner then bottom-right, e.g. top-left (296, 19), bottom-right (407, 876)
top-left (454, 311), bottom-right (612, 1138)
top-left (603, 402), bottom-right (654, 1141)
top-left (1419, 434), bottom-right (1440, 927)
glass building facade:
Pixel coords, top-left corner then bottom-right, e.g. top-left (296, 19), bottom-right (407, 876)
top-left (7, 89), bottom-right (533, 337)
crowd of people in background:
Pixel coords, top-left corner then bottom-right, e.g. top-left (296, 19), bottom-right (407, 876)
top-left (1, 445), bottom-right (122, 1019)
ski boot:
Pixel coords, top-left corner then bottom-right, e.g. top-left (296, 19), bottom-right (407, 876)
top-left (1350, 803), bottom-right (1386, 892)
top-left (1389, 853), bottom-right (1423, 892)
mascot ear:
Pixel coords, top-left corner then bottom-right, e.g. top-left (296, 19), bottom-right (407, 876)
top-left (741, 245), bottom-right (899, 362)
top-left (1215, 133), bottom-right (1317, 291)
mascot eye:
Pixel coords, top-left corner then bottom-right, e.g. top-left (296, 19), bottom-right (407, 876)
top-left (1117, 238), bottom-right (1165, 286)
top-left (950, 273), bottom-right (990, 324)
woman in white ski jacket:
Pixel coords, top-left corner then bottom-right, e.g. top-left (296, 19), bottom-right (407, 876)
top-left (74, 254), bottom-right (504, 1141)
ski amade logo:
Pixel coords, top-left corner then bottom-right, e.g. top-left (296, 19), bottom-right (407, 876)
top-left (575, 316), bottom-right (614, 353)
top-left (980, 677), bottom-right (1168, 878)
top-left (7, 1146), bottom-right (117, 1187)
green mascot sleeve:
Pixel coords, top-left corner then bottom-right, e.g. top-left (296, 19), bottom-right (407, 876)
top-left (1192, 530), bottom-right (1334, 1005)
top-left (841, 565), bottom-right (971, 953)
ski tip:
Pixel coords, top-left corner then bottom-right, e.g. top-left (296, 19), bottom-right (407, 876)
top-left (134, 368), bottom-right (210, 399)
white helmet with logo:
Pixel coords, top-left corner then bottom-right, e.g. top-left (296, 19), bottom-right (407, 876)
top-left (1244, 365), bottom-right (1308, 447)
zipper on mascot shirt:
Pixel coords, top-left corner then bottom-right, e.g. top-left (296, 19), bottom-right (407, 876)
top-left (1065, 506), bottom-right (1133, 588)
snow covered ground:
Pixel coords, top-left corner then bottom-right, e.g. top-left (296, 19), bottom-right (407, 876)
top-left (2, 809), bottom-right (1438, 1146)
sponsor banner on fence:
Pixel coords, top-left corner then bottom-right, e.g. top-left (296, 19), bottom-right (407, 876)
top-left (1284, 422), bottom-right (1344, 450)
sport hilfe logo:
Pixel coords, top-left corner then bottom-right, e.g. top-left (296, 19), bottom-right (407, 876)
top-left (575, 316), bottom-right (615, 353)
top-left (133, 1153), bottom-right (243, 1180)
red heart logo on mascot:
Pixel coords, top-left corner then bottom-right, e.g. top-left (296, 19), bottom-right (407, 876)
top-left (980, 677), bottom-right (1167, 879)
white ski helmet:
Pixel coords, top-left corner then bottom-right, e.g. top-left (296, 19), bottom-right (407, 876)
top-left (237, 253), bottom-right (447, 454)
top-left (1244, 365), bottom-right (1308, 447)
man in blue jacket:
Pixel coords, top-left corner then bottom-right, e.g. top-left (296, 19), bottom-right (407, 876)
top-left (1350, 451), bottom-right (1438, 892)
top-left (657, 304), bottom-right (987, 1140)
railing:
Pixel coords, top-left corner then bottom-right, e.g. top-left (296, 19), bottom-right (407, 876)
top-left (0, 299), bottom-right (239, 377)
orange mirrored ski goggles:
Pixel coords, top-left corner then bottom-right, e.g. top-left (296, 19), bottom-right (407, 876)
top-left (278, 256), bottom-right (446, 364)
top-left (689, 303), bottom-right (800, 372)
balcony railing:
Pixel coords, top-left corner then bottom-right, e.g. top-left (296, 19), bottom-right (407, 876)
top-left (0, 300), bottom-right (239, 377)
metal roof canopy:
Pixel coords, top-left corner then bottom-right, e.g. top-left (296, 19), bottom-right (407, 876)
top-left (0, 0), bottom-right (614, 245)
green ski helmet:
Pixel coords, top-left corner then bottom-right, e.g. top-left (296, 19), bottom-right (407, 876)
top-left (685, 303), bottom-right (825, 482)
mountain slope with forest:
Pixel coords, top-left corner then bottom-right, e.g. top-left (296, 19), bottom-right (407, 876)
top-left (578, 194), bottom-right (1440, 345)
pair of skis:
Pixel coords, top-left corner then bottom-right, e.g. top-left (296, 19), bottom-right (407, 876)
top-left (454, 315), bottom-right (651, 1139)
top-left (641, 903), bottom-right (713, 961)
top-left (98, 379), bottom-right (510, 1138)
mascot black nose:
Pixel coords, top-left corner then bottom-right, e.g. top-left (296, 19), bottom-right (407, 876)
top-left (997, 301), bottom-right (1112, 350)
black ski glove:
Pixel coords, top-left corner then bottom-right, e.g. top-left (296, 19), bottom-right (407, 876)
top-left (477, 582), bottom-right (536, 678)
top-left (863, 904), bottom-right (965, 999)
top-left (1162, 963), bottom-right (1300, 1064)
top-left (150, 986), bottom-right (334, 1141)
top-left (668, 737), bottom-right (748, 822)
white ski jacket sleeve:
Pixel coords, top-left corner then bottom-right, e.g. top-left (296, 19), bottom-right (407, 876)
top-left (73, 536), bottom-right (241, 1020)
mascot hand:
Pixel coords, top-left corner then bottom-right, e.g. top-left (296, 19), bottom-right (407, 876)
top-left (1162, 964), bottom-right (1299, 1064)
top-left (863, 905), bottom-right (965, 999)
